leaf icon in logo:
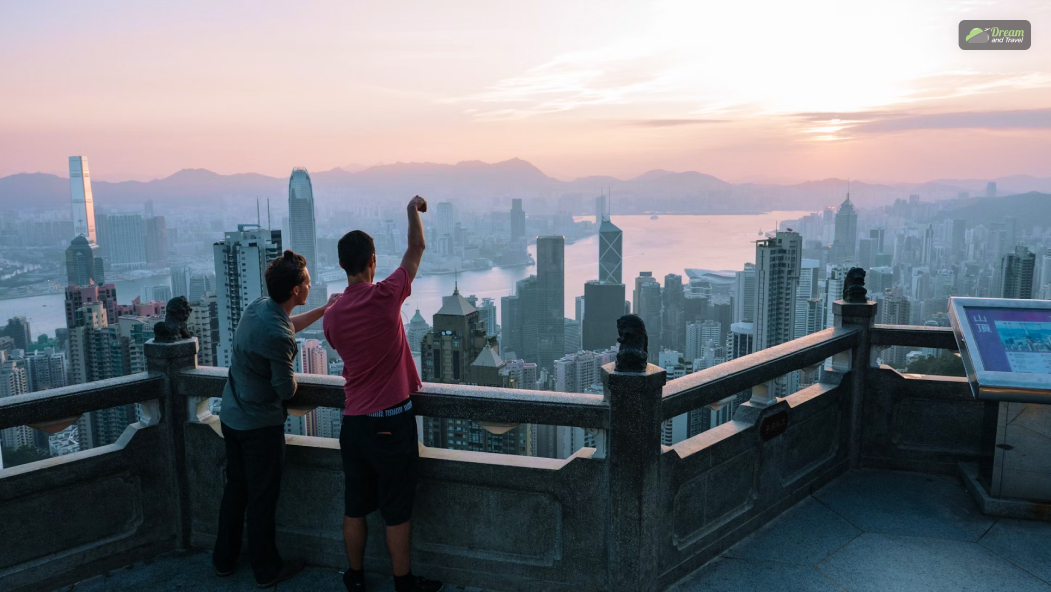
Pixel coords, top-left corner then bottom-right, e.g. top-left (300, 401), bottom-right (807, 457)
top-left (966, 27), bottom-right (990, 43)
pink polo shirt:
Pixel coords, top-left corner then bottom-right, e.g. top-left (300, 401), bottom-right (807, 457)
top-left (323, 266), bottom-right (421, 416)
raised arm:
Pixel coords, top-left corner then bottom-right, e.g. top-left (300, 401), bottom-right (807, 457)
top-left (289, 292), bottom-right (341, 333)
top-left (400, 195), bottom-right (427, 281)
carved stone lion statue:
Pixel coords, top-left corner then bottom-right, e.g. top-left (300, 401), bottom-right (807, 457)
top-left (843, 267), bottom-right (868, 303)
top-left (153, 296), bottom-right (193, 343)
top-left (615, 314), bottom-right (649, 372)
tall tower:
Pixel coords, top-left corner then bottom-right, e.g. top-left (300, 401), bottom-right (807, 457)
top-left (832, 192), bottom-right (857, 264)
top-left (287, 168), bottom-right (327, 328)
top-left (213, 225), bottom-right (283, 367)
top-left (633, 272), bottom-right (662, 361)
top-left (510, 198), bottom-right (525, 242)
top-left (733, 264), bottom-right (756, 324)
top-left (69, 156), bottom-right (97, 243)
top-left (536, 236), bottom-right (565, 370)
top-left (599, 218), bottom-right (623, 284)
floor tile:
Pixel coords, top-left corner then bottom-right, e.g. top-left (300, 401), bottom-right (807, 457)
top-left (981, 518), bottom-right (1051, 584)
top-left (667, 556), bottom-right (843, 592)
top-left (819, 533), bottom-right (1051, 592)
top-left (813, 469), bottom-right (994, 540)
top-left (724, 496), bottom-right (861, 565)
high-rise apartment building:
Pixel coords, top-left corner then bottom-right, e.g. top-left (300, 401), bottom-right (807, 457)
top-left (214, 225), bottom-right (282, 367)
top-left (685, 320), bottom-right (721, 362)
top-left (794, 258), bottom-right (820, 340)
top-left (26, 350), bottom-right (67, 392)
top-left (599, 218), bottom-right (623, 284)
top-left (65, 236), bottom-right (106, 287)
top-left (2, 317), bottom-right (31, 351)
top-left (64, 284), bottom-right (119, 330)
top-left (288, 168), bottom-right (327, 331)
top-left (1000, 245), bottom-right (1036, 299)
top-left (754, 231), bottom-right (802, 399)
top-left (881, 288), bottom-right (912, 368)
top-left (832, 194), bottom-right (857, 264)
top-left (187, 291), bottom-right (219, 366)
top-left (188, 272), bottom-right (216, 303)
top-left (69, 156), bottom-right (97, 243)
top-left (733, 264), bottom-right (756, 324)
top-left (536, 236), bottom-right (565, 370)
top-left (436, 202), bottom-right (455, 237)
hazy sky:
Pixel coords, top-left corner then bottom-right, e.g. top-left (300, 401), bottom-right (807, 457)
top-left (2, 0), bottom-right (1049, 183)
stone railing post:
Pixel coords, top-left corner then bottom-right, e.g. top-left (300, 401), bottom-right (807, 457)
top-left (144, 337), bottom-right (199, 550)
top-left (832, 299), bottom-right (878, 468)
top-left (601, 361), bottom-right (667, 592)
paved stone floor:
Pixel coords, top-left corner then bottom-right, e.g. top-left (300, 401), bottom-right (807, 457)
top-left (61, 551), bottom-right (486, 592)
top-left (59, 469), bottom-right (1051, 591)
top-left (668, 469), bottom-right (1051, 592)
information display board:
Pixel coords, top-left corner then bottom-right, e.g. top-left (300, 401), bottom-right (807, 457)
top-left (949, 297), bottom-right (1051, 402)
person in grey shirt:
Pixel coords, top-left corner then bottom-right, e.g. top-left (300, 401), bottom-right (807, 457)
top-left (213, 250), bottom-right (339, 588)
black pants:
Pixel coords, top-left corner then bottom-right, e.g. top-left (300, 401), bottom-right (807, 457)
top-left (213, 422), bottom-right (285, 583)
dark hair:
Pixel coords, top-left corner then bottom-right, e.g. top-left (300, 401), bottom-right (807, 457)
top-left (265, 250), bottom-right (308, 303)
top-left (338, 230), bottom-right (375, 276)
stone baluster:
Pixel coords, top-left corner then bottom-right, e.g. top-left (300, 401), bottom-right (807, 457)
top-left (144, 337), bottom-right (199, 550)
top-left (601, 356), bottom-right (666, 591)
top-left (832, 268), bottom-right (879, 468)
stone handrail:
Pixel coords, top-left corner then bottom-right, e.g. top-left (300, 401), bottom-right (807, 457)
top-left (0, 372), bottom-right (164, 430)
top-left (869, 324), bottom-right (958, 350)
top-left (178, 367), bottom-right (611, 429)
top-left (661, 327), bottom-right (860, 419)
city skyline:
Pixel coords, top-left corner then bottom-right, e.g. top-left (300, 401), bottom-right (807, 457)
top-left (2, 2), bottom-right (1050, 183)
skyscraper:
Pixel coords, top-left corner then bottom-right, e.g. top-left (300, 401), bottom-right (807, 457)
top-left (794, 258), bottom-right (820, 340)
top-left (662, 274), bottom-right (686, 353)
top-left (1000, 245), bottom-right (1036, 299)
top-left (170, 265), bottom-right (191, 300)
top-left (921, 224), bottom-right (935, 266)
top-left (536, 236), bottom-right (565, 370)
top-left (99, 213), bottom-right (147, 270)
top-left (599, 218), bottom-right (623, 284)
top-left (144, 216), bottom-right (168, 265)
top-left (65, 236), bottom-right (105, 287)
top-left (582, 281), bottom-right (624, 352)
top-left (2, 317), bottom-right (31, 352)
top-left (595, 194), bottom-right (608, 222)
top-left (832, 193), bottom-right (857, 264)
top-left (755, 231), bottom-right (802, 352)
top-left (510, 198), bottom-right (525, 242)
top-left (436, 202), bottom-right (455, 237)
top-left (986, 182), bottom-right (997, 198)
top-left (287, 168), bottom-right (327, 330)
top-left (733, 264), bottom-right (756, 324)
top-left (406, 308), bottom-right (430, 353)
top-left (69, 156), bottom-right (97, 243)
top-left (187, 291), bottom-right (219, 366)
top-left (214, 225), bottom-right (283, 367)
top-left (634, 272), bottom-right (662, 361)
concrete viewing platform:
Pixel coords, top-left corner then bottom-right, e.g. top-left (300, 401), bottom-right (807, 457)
top-left (5, 305), bottom-right (1051, 592)
top-left (58, 469), bottom-right (1051, 591)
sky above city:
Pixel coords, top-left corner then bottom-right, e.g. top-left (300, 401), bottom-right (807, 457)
top-left (2, 0), bottom-right (1050, 184)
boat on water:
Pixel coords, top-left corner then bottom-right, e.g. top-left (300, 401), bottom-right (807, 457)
top-left (650, 215), bottom-right (659, 220)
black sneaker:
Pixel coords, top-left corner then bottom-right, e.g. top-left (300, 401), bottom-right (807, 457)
top-left (257, 558), bottom-right (305, 588)
top-left (343, 569), bottom-right (366, 591)
top-left (213, 562), bottom-right (235, 578)
top-left (406, 575), bottom-right (443, 592)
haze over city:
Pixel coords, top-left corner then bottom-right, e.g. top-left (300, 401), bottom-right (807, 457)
top-left (2, 0), bottom-right (1050, 183)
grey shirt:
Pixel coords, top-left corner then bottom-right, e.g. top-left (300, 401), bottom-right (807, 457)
top-left (220, 297), bottom-right (298, 431)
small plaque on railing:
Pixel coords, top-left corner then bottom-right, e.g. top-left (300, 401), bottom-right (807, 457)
top-left (759, 409), bottom-right (789, 441)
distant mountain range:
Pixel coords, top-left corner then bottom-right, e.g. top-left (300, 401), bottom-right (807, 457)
top-left (2, 158), bottom-right (1050, 214)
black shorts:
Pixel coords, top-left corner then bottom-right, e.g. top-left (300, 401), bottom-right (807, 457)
top-left (339, 401), bottom-right (419, 526)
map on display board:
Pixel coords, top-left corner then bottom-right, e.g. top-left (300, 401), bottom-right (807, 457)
top-left (964, 307), bottom-right (1051, 374)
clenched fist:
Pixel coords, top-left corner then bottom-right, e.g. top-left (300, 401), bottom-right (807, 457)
top-left (407, 195), bottom-right (427, 213)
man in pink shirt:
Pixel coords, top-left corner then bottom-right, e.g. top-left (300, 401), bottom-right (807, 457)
top-left (324, 196), bottom-right (441, 592)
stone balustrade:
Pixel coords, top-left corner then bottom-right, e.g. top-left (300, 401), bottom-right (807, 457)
top-left (0, 301), bottom-right (985, 592)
